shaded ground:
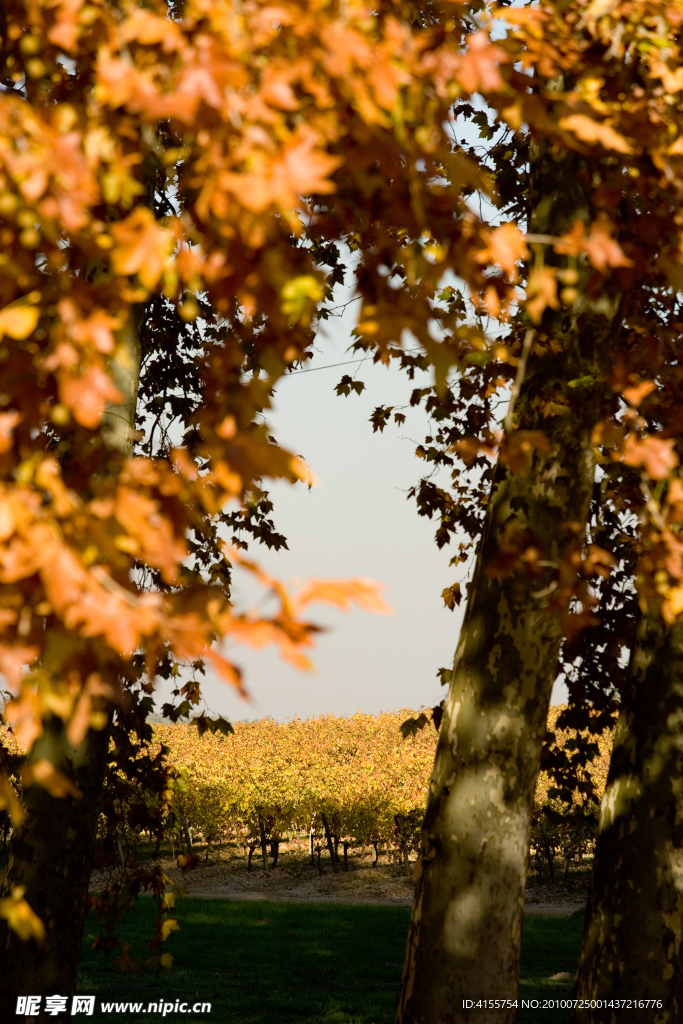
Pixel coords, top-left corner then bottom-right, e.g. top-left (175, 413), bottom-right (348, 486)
top-left (78, 897), bottom-right (585, 1024)
top-left (92, 841), bottom-right (590, 915)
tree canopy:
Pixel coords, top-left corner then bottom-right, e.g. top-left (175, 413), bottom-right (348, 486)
top-left (4, 0), bottom-right (683, 1018)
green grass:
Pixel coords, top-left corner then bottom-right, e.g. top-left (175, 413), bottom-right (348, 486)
top-left (78, 900), bottom-right (585, 1023)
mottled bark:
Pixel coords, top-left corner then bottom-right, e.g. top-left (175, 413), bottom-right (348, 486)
top-left (573, 616), bottom-right (683, 1023)
top-left (0, 717), bottom-right (112, 1020)
top-left (395, 135), bottom-right (621, 1024)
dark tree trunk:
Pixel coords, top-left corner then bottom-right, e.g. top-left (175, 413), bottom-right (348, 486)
top-left (270, 839), bottom-right (279, 868)
top-left (573, 617), bottom-right (683, 1021)
top-left (0, 717), bottom-right (111, 1022)
top-left (541, 821), bottom-right (555, 884)
top-left (343, 841), bottom-right (349, 872)
top-left (395, 131), bottom-right (621, 1024)
top-left (320, 812), bottom-right (338, 874)
top-left (180, 807), bottom-right (193, 854)
top-left (258, 816), bottom-right (268, 871)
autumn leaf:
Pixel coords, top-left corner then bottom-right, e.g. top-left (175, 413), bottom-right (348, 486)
top-left (458, 32), bottom-right (507, 94)
top-left (0, 887), bottom-right (45, 943)
top-left (0, 412), bottom-right (21, 455)
top-left (622, 380), bottom-right (656, 406)
top-left (620, 434), bottom-right (679, 480)
top-left (582, 220), bottom-right (633, 272)
top-left (59, 366), bottom-right (123, 429)
top-left (160, 918), bottom-right (180, 942)
top-left (441, 582), bottom-right (462, 610)
top-left (0, 303), bottom-right (39, 341)
top-left (559, 114), bottom-right (634, 154)
top-left (21, 760), bottom-right (82, 799)
top-left (293, 579), bottom-right (392, 615)
top-left (476, 223), bottom-right (528, 277)
top-left (526, 266), bottom-right (559, 324)
top-left (111, 208), bottom-right (173, 290)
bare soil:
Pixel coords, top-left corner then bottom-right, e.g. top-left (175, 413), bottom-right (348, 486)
top-left (96, 844), bottom-right (589, 916)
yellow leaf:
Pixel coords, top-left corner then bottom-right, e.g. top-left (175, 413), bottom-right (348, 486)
top-left (160, 952), bottom-right (173, 968)
top-left (0, 887), bottom-right (45, 942)
top-left (161, 918), bottom-right (180, 942)
top-left (281, 275), bottom-right (324, 323)
top-left (0, 305), bottom-right (39, 341)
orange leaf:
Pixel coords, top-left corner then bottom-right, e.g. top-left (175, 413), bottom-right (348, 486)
top-left (559, 114), bottom-right (634, 155)
top-left (622, 380), bottom-right (656, 406)
top-left (59, 366), bottom-right (122, 428)
top-left (621, 434), bottom-right (679, 480)
top-left (458, 32), bottom-right (506, 94)
top-left (293, 579), bottom-right (392, 615)
top-left (0, 412), bottom-right (21, 454)
top-left (582, 220), bottom-right (633, 273)
top-left (526, 266), bottom-right (559, 324)
top-left (476, 223), bottom-right (528, 277)
top-left (111, 208), bottom-right (173, 290)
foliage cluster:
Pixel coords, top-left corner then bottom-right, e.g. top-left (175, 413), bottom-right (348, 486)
top-left (149, 706), bottom-right (614, 868)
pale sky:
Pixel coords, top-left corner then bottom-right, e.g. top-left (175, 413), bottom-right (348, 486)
top-left (157, 294), bottom-right (568, 723)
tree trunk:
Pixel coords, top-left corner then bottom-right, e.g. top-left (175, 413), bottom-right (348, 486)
top-left (258, 816), bottom-right (268, 872)
top-left (573, 616), bottom-right (683, 1021)
top-left (541, 821), bottom-right (555, 885)
top-left (395, 132), bottom-right (621, 1024)
top-left (180, 807), bottom-right (193, 854)
top-left (343, 841), bottom-right (349, 872)
top-left (270, 839), bottom-right (279, 868)
top-left (0, 717), bottom-right (111, 1021)
top-left (320, 812), bottom-right (338, 874)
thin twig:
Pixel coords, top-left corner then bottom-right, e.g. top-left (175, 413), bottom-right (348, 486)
top-left (504, 328), bottom-right (535, 433)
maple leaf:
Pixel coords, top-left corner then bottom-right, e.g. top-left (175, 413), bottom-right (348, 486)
top-left (0, 887), bottom-right (45, 943)
top-left (111, 208), bottom-right (173, 290)
top-left (458, 32), bottom-right (506, 94)
top-left (0, 412), bottom-right (21, 455)
top-left (441, 583), bottom-right (462, 610)
top-left (620, 434), bottom-right (679, 480)
top-left (293, 579), bottom-right (392, 615)
top-left (582, 220), bottom-right (633, 273)
top-left (0, 302), bottom-right (39, 341)
top-left (559, 114), bottom-right (634, 154)
top-left (526, 267), bottom-right (559, 324)
top-left (622, 380), bottom-right (656, 406)
top-left (476, 223), bottom-right (528, 278)
top-left (59, 366), bottom-right (123, 429)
